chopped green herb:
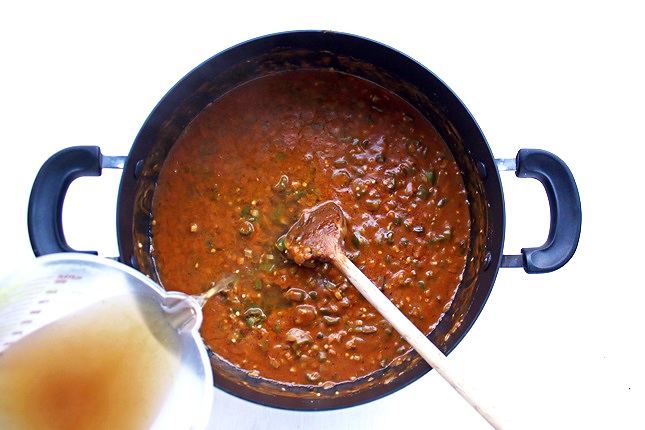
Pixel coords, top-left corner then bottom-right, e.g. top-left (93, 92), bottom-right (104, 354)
top-left (351, 233), bottom-right (363, 249)
top-left (275, 235), bottom-right (287, 252)
top-left (239, 221), bottom-right (254, 236)
top-left (423, 169), bottom-right (436, 186)
top-left (273, 174), bottom-right (289, 191)
top-left (416, 185), bottom-right (431, 200)
top-left (244, 307), bottom-right (266, 327)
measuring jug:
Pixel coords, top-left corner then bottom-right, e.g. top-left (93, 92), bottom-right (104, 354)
top-left (0, 253), bottom-right (213, 430)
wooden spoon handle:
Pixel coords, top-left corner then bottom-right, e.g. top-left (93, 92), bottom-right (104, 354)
top-left (334, 253), bottom-right (507, 430)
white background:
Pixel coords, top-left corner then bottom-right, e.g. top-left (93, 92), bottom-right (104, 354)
top-left (1, 1), bottom-right (643, 429)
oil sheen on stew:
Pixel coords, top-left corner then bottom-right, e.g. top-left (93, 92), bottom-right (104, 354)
top-left (151, 70), bottom-right (471, 387)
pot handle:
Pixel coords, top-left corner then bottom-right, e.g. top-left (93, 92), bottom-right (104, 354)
top-left (500, 149), bottom-right (582, 273)
top-left (28, 146), bottom-right (125, 256)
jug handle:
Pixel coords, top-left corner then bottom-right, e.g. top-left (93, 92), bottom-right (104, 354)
top-left (28, 146), bottom-right (125, 256)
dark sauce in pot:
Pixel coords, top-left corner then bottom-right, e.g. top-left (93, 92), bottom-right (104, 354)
top-left (151, 69), bottom-right (470, 386)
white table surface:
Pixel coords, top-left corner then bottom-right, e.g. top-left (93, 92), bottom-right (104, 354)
top-left (2, 1), bottom-right (643, 429)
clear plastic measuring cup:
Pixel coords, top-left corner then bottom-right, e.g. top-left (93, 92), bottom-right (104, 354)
top-left (0, 253), bottom-right (213, 430)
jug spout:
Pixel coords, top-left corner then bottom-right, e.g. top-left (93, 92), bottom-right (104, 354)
top-left (161, 293), bottom-right (202, 333)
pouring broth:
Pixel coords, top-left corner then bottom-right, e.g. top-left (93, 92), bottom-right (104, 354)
top-left (151, 69), bottom-right (471, 386)
top-left (0, 295), bottom-right (180, 430)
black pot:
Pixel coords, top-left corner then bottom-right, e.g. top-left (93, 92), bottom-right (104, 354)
top-left (28, 31), bottom-right (581, 410)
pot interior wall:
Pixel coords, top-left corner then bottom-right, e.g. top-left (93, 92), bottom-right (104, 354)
top-left (121, 32), bottom-right (504, 409)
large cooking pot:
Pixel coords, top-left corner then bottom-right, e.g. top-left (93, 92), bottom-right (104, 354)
top-left (27, 31), bottom-right (581, 410)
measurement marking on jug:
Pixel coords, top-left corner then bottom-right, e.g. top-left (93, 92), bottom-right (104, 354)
top-left (54, 274), bottom-right (83, 284)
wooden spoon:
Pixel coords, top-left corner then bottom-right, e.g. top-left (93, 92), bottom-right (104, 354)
top-left (283, 201), bottom-right (507, 429)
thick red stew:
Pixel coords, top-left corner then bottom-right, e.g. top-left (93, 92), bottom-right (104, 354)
top-left (151, 70), bottom-right (470, 386)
